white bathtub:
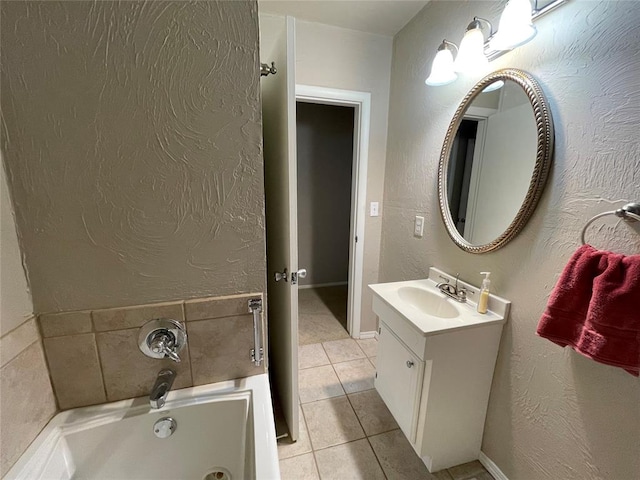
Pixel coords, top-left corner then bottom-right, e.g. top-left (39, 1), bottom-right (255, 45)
top-left (6, 374), bottom-right (280, 480)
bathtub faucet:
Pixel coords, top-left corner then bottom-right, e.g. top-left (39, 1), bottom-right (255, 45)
top-left (149, 369), bottom-right (176, 409)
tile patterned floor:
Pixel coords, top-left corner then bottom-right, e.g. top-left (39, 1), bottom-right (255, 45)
top-left (279, 337), bottom-right (495, 480)
top-left (298, 286), bottom-right (350, 345)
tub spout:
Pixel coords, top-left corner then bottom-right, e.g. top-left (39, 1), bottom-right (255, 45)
top-left (149, 369), bottom-right (176, 409)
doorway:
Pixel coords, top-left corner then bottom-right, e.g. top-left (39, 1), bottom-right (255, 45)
top-left (296, 85), bottom-right (371, 344)
top-left (296, 101), bottom-right (354, 345)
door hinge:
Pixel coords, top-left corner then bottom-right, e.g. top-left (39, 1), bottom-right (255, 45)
top-left (355, 235), bottom-right (358, 243)
top-left (375, 372), bottom-right (377, 379)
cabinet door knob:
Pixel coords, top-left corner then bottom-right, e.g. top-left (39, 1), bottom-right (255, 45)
top-left (406, 360), bottom-right (414, 368)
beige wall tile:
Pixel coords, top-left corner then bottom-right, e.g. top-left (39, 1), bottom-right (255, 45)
top-left (44, 333), bottom-right (106, 409)
top-left (184, 293), bottom-right (261, 321)
top-left (96, 329), bottom-right (192, 402)
top-left (92, 301), bottom-right (184, 332)
top-left (0, 317), bottom-right (39, 368)
top-left (187, 315), bottom-right (264, 385)
top-left (0, 342), bottom-right (56, 477)
top-left (39, 310), bottom-right (92, 337)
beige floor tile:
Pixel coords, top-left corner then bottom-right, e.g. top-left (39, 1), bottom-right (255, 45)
top-left (356, 338), bottom-right (378, 357)
top-left (278, 406), bottom-right (313, 460)
top-left (348, 389), bottom-right (399, 436)
top-left (302, 396), bottom-right (365, 450)
top-left (434, 470), bottom-right (455, 480)
top-left (369, 429), bottom-right (437, 479)
top-left (315, 439), bottom-right (386, 480)
top-left (279, 453), bottom-right (319, 480)
top-left (298, 286), bottom-right (349, 345)
top-left (322, 338), bottom-right (366, 363)
top-left (448, 460), bottom-right (490, 480)
top-left (333, 358), bottom-right (375, 394)
top-left (462, 473), bottom-right (494, 480)
top-left (299, 343), bottom-right (330, 370)
top-left (299, 313), bottom-right (349, 345)
top-left (299, 365), bottom-right (344, 404)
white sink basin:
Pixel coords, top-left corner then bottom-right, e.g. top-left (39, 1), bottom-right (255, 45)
top-left (397, 286), bottom-right (459, 318)
top-left (369, 268), bottom-right (510, 336)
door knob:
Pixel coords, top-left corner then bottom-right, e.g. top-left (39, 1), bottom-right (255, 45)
top-left (274, 268), bottom-right (288, 282)
top-left (291, 268), bottom-right (307, 285)
top-left (406, 360), bottom-right (414, 368)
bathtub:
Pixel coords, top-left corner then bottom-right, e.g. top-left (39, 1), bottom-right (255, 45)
top-left (6, 374), bottom-right (280, 480)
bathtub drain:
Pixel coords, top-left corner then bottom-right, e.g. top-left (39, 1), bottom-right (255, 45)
top-left (203, 467), bottom-right (231, 480)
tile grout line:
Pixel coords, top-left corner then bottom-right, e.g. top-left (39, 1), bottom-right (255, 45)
top-left (299, 404), bottom-right (323, 479)
top-left (343, 385), bottom-right (390, 479)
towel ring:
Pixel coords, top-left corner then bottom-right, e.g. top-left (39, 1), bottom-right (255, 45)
top-left (580, 202), bottom-right (640, 245)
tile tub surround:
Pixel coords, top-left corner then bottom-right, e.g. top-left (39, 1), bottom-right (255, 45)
top-left (0, 317), bottom-right (57, 477)
top-left (38, 292), bottom-right (265, 410)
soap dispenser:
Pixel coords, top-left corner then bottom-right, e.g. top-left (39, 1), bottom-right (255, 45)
top-left (477, 272), bottom-right (491, 314)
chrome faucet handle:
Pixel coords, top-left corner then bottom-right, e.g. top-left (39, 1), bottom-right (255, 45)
top-left (457, 287), bottom-right (467, 301)
top-left (149, 332), bottom-right (181, 363)
top-left (139, 319), bottom-right (187, 363)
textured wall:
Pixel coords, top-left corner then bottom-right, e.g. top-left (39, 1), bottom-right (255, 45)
top-left (297, 102), bottom-right (354, 286)
top-left (295, 20), bottom-right (393, 333)
top-left (382, 1), bottom-right (640, 479)
top-left (1, 1), bottom-right (266, 313)
top-left (1, 165), bottom-right (33, 335)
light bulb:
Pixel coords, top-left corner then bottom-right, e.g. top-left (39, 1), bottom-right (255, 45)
top-left (425, 42), bottom-right (458, 86)
top-left (454, 23), bottom-right (489, 74)
top-left (490, 0), bottom-right (537, 51)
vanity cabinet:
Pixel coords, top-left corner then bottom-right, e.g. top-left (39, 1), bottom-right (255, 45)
top-left (375, 323), bottom-right (424, 440)
top-left (371, 269), bottom-right (509, 473)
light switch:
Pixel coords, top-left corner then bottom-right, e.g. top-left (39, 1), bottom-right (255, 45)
top-left (370, 202), bottom-right (379, 217)
top-left (414, 216), bottom-right (424, 237)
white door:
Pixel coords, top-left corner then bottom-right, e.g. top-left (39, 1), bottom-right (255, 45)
top-left (260, 15), bottom-right (299, 441)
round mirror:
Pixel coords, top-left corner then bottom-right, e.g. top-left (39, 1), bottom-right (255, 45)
top-left (438, 68), bottom-right (554, 253)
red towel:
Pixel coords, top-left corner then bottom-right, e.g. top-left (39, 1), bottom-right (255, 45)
top-left (537, 244), bottom-right (640, 376)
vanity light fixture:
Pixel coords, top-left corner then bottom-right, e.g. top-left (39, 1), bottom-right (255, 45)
top-left (425, 40), bottom-right (458, 86)
top-left (453, 17), bottom-right (492, 74)
top-left (490, 0), bottom-right (537, 51)
top-left (425, 0), bottom-right (567, 87)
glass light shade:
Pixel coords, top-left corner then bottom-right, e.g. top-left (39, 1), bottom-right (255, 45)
top-left (425, 48), bottom-right (457, 86)
top-left (453, 27), bottom-right (489, 74)
top-left (482, 80), bottom-right (505, 92)
top-left (490, 0), bottom-right (537, 50)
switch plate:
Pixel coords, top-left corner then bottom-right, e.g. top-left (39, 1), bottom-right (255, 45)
top-left (370, 202), bottom-right (379, 217)
top-left (414, 216), bottom-right (424, 237)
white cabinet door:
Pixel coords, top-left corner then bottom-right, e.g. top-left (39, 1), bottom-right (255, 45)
top-left (375, 322), bottom-right (424, 442)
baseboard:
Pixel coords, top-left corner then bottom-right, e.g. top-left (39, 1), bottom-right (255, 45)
top-left (359, 330), bottom-right (377, 340)
top-left (298, 281), bottom-right (348, 290)
top-left (479, 451), bottom-right (509, 480)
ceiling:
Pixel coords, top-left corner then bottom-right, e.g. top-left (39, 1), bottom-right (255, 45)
top-left (258, 1), bottom-right (430, 37)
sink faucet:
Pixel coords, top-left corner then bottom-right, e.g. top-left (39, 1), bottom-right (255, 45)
top-left (149, 369), bottom-right (176, 409)
top-left (436, 274), bottom-right (467, 303)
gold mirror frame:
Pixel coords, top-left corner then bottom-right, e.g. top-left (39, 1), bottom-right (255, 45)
top-left (438, 68), bottom-right (554, 253)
